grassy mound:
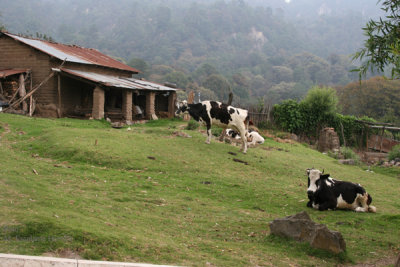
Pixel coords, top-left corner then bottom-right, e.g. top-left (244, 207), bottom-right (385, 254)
top-left (0, 113), bottom-right (399, 266)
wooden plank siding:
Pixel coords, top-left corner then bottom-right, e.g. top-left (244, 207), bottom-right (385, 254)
top-left (0, 36), bottom-right (54, 105)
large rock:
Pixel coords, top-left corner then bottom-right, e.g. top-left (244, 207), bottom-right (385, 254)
top-left (269, 211), bottom-right (346, 254)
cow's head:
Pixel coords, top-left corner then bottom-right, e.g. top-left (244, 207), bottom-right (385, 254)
top-left (175, 100), bottom-right (189, 116)
top-left (306, 168), bottom-right (326, 198)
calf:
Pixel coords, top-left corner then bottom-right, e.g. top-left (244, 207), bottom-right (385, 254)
top-left (306, 168), bottom-right (376, 212)
top-left (176, 100), bottom-right (251, 153)
top-left (226, 129), bottom-right (265, 146)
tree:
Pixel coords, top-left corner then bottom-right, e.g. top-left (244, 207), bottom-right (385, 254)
top-left (336, 76), bottom-right (400, 123)
top-left (203, 74), bottom-right (231, 102)
top-left (353, 0), bottom-right (400, 79)
top-left (128, 58), bottom-right (149, 78)
top-left (0, 12), bottom-right (6, 31)
top-left (300, 86), bottom-right (338, 137)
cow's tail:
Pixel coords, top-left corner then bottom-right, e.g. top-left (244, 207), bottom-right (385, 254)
top-left (244, 115), bottom-right (253, 142)
top-left (245, 115), bottom-right (250, 130)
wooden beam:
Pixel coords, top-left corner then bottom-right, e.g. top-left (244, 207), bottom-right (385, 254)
top-left (356, 119), bottom-right (394, 126)
top-left (380, 127), bottom-right (385, 153)
top-left (57, 73), bottom-right (62, 118)
top-left (369, 126), bottom-right (400, 131)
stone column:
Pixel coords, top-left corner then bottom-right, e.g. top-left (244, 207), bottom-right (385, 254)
top-left (122, 90), bottom-right (133, 122)
top-left (92, 86), bottom-right (104, 119)
top-left (168, 91), bottom-right (177, 118)
top-left (145, 91), bottom-right (157, 120)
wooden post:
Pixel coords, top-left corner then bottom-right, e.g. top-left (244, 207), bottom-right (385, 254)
top-left (18, 74), bottom-right (28, 112)
top-left (57, 74), bottom-right (62, 118)
top-left (339, 121), bottom-right (346, 147)
top-left (29, 72), bottom-right (33, 116)
top-left (379, 126), bottom-right (385, 152)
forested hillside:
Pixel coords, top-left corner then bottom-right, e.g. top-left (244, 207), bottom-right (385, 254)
top-left (0, 0), bottom-right (382, 105)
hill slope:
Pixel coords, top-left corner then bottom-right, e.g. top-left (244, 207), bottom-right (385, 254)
top-left (0, 114), bottom-right (399, 266)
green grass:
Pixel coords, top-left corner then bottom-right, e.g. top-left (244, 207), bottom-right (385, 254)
top-left (0, 113), bottom-right (399, 266)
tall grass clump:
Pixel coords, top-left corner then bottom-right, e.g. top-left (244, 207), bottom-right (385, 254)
top-left (388, 144), bottom-right (400, 161)
top-left (185, 120), bottom-right (199, 130)
top-left (340, 146), bottom-right (360, 163)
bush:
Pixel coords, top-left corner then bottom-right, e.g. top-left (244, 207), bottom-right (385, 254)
top-left (340, 146), bottom-right (360, 164)
top-left (388, 144), bottom-right (400, 161)
top-left (212, 127), bottom-right (223, 137)
top-left (273, 99), bottom-right (304, 134)
top-left (186, 120), bottom-right (200, 130)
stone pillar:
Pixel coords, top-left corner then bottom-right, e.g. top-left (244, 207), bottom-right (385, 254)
top-left (122, 90), bottom-right (132, 122)
top-left (168, 91), bottom-right (177, 118)
top-left (145, 91), bottom-right (157, 120)
top-left (92, 86), bottom-right (104, 119)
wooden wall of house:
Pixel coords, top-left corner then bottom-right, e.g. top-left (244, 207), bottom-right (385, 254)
top-left (0, 35), bottom-right (56, 105)
top-left (0, 34), bottom-right (136, 118)
top-left (60, 75), bottom-right (94, 117)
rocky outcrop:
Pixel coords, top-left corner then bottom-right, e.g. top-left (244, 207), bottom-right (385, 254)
top-left (269, 211), bottom-right (346, 254)
top-left (318, 127), bottom-right (340, 153)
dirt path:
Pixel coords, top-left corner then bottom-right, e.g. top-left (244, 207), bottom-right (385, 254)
top-left (340, 253), bottom-right (399, 267)
top-left (0, 123), bottom-right (11, 139)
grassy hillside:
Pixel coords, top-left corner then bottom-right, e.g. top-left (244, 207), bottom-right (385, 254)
top-left (0, 113), bottom-right (399, 266)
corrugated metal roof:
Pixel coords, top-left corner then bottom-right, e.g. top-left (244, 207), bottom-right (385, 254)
top-left (2, 32), bottom-right (139, 73)
top-left (0, 69), bottom-right (30, 78)
top-left (57, 68), bottom-right (176, 91)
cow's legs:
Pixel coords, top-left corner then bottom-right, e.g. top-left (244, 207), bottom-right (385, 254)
top-left (205, 123), bottom-right (212, 144)
top-left (239, 129), bottom-right (248, 153)
top-left (355, 193), bottom-right (371, 212)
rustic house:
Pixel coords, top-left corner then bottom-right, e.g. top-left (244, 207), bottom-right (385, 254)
top-left (0, 31), bottom-right (177, 121)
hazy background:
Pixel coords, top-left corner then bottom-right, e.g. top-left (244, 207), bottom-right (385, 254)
top-left (0, 0), bottom-right (384, 105)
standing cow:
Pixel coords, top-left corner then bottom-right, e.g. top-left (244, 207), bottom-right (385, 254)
top-left (306, 168), bottom-right (376, 212)
top-left (176, 100), bottom-right (251, 153)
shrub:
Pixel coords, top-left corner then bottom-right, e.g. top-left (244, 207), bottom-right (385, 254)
top-left (185, 120), bottom-right (200, 130)
top-left (388, 144), bottom-right (400, 161)
top-left (273, 99), bottom-right (304, 134)
top-left (340, 146), bottom-right (360, 164)
top-left (212, 127), bottom-right (223, 137)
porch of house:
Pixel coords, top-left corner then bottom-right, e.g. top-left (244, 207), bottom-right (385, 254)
top-left (56, 69), bottom-right (177, 122)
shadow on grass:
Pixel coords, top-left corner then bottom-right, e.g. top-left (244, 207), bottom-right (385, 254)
top-left (265, 234), bottom-right (353, 265)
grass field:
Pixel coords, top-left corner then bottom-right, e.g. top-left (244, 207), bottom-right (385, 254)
top-left (0, 113), bottom-right (399, 266)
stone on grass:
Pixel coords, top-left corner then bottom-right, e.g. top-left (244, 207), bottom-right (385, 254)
top-left (269, 211), bottom-right (346, 254)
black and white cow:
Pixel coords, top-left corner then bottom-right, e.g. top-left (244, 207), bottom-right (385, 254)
top-left (176, 100), bottom-right (251, 153)
top-left (226, 128), bottom-right (265, 146)
top-left (306, 168), bottom-right (376, 213)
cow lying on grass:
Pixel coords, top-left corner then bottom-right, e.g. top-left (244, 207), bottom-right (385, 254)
top-left (306, 168), bottom-right (376, 212)
top-left (226, 129), bottom-right (265, 146)
top-left (176, 100), bottom-right (251, 153)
